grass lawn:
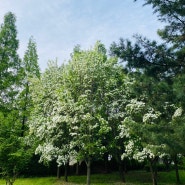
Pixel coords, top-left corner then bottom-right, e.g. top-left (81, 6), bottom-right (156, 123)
top-left (0, 170), bottom-right (185, 185)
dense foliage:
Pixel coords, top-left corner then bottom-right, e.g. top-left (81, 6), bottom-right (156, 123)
top-left (0, 1), bottom-right (185, 185)
top-left (110, 1), bottom-right (185, 185)
top-left (0, 12), bottom-right (40, 185)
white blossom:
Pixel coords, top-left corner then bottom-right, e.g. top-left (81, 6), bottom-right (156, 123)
top-left (121, 140), bottom-right (135, 160)
top-left (143, 109), bottom-right (161, 124)
top-left (35, 143), bottom-right (57, 163)
top-left (126, 99), bottom-right (145, 115)
top-left (172, 107), bottom-right (183, 119)
top-left (118, 124), bottom-right (130, 138)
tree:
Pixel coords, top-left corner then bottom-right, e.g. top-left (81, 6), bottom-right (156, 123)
top-left (102, 70), bottom-right (129, 181)
top-left (119, 76), bottom-right (164, 185)
top-left (110, 36), bottom-right (177, 79)
top-left (117, 72), bottom-right (185, 185)
top-left (137, 0), bottom-right (185, 46)
top-left (60, 42), bottom-right (116, 185)
top-left (20, 36), bottom-right (40, 136)
top-left (0, 12), bottom-right (22, 113)
top-left (28, 42), bottom-right (126, 185)
top-left (131, 0), bottom-right (185, 75)
top-left (0, 12), bottom-right (35, 185)
top-left (28, 61), bottom-right (72, 181)
top-left (111, 0), bottom-right (185, 75)
top-left (110, 1), bottom-right (185, 184)
top-left (23, 36), bottom-right (40, 78)
top-left (0, 111), bottom-right (31, 185)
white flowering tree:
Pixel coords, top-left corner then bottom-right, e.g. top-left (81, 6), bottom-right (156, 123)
top-left (28, 62), bottom-right (72, 181)
top-left (123, 99), bottom-right (164, 184)
top-left (163, 106), bottom-right (185, 183)
top-left (117, 75), bottom-right (179, 185)
top-left (103, 75), bottom-right (132, 182)
top-left (60, 42), bottom-right (125, 185)
top-left (28, 42), bottom-right (123, 185)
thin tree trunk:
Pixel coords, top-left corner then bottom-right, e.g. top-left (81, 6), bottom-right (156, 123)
top-left (76, 162), bottom-right (79, 175)
top-left (124, 159), bottom-right (127, 174)
top-left (174, 156), bottom-right (180, 184)
top-left (57, 166), bottom-right (61, 179)
top-left (21, 82), bottom-right (29, 137)
top-left (115, 153), bottom-right (126, 182)
top-left (104, 153), bottom-right (109, 173)
top-left (149, 160), bottom-right (158, 185)
top-left (163, 157), bottom-right (171, 172)
top-left (118, 160), bottom-right (125, 182)
top-left (86, 159), bottom-right (91, 185)
top-left (64, 163), bottom-right (68, 182)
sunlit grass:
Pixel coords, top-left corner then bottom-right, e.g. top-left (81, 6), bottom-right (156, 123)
top-left (0, 170), bottom-right (185, 185)
top-left (0, 177), bottom-right (56, 185)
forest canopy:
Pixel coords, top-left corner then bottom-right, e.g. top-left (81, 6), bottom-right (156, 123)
top-left (0, 1), bottom-right (185, 185)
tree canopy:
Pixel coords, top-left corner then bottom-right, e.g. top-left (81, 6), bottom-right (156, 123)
top-left (1, 1), bottom-right (185, 185)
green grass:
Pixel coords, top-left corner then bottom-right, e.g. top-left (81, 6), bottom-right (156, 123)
top-left (0, 170), bottom-right (185, 185)
top-left (0, 177), bottom-right (56, 185)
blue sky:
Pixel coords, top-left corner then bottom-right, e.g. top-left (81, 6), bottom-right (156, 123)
top-left (0, 0), bottom-right (164, 70)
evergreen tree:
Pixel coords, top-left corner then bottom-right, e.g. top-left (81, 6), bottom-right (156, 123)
top-left (110, 1), bottom-right (185, 184)
top-left (0, 12), bottom-right (22, 113)
top-left (20, 36), bottom-right (40, 136)
top-left (0, 12), bottom-right (32, 185)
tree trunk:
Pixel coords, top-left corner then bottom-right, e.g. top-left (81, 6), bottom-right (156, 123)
top-left (21, 82), bottom-right (29, 137)
top-left (76, 162), bottom-right (79, 175)
top-left (149, 160), bottom-right (158, 185)
top-left (115, 153), bottom-right (126, 182)
top-left (174, 156), bottom-right (180, 184)
top-left (86, 159), bottom-right (91, 185)
top-left (57, 166), bottom-right (61, 179)
top-left (124, 159), bottom-right (127, 174)
top-left (104, 153), bottom-right (109, 173)
top-left (163, 157), bottom-right (171, 172)
top-left (64, 163), bottom-right (68, 182)
top-left (118, 160), bottom-right (125, 182)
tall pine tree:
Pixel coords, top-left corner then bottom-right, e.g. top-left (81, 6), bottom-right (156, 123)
top-left (20, 36), bottom-right (40, 136)
top-left (0, 12), bottom-right (22, 113)
top-left (0, 12), bottom-right (32, 185)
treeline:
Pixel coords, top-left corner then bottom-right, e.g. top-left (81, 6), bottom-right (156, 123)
top-left (0, 1), bottom-right (185, 185)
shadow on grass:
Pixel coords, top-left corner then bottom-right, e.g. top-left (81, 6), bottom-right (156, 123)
top-left (1, 170), bottom-right (183, 185)
top-left (55, 170), bottom-right (185, 185)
